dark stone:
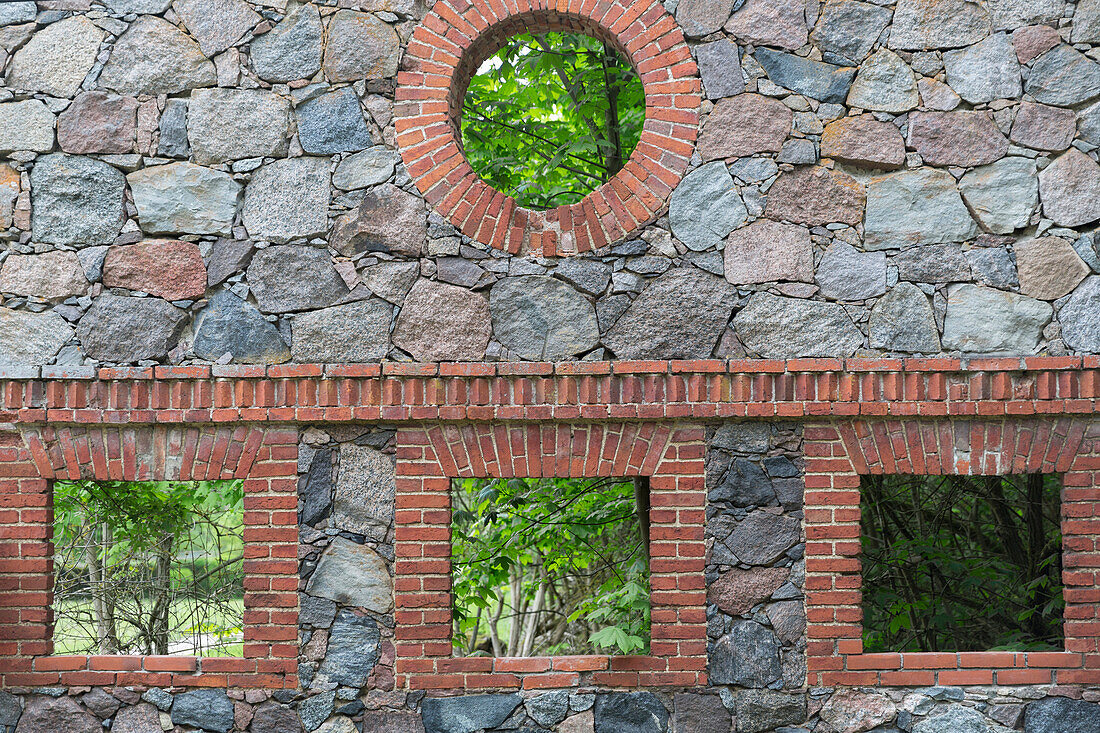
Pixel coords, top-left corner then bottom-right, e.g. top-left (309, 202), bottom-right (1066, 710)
top-left (80, 688), bottom-right (120, 719)
top-left (111, 703), bottom-right (162, 733)
top-left (76, 295), bottom-right (188, 363)
top-left (0, 691), bottom-right (20, 726)
top-left (299, 593), bottom-right (337, 628)
top-left (170, 689), bottom-right (234, 733)
top-left (246, 244), bottom-right (349, 314)
top-left (295, 87), bottom-right (373, 155)
top-left (1024, 698), bottom-right (1100, 733)
top-left (297, 691), bottom-right (335, 731)
top-left (672, 694), bottom-right (730, 733)
top-left (360, 710), bottom-right (425, 733)
top-left (710, 458), bottom-right (775, 507)
top-left (725, 511), bottom-right (801, 564)
top-left (207, 238), bottom-right (254, 287)
top-left (249, 700), bottom-right (303, 733)
top-left (525, 692), bottom-right (570, 728)
top-left (594, 693), bottom-right (669, 733)
top-left (299, 447), bottom-right (333, 526)
top-left (193, 290), bottom-right (290, 364)
top-left (764, 456), bottom-right (798, 477)
top-left (711, 423), bottom-right (770, 453)
top-left (734, 691), bottom-right (807, 733)
top-left (709, 620), bottom-right (783, 687)
top-left (315, 609), bottom-right (381, 687)
top-left (555, 257), bottom-right (612, 296)
top-left (755, 47), bottom-right (856, 103)
top-left (421, 694), bottom-right (523, 733)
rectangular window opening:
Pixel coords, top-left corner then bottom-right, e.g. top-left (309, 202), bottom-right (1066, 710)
top-left (861, 474), bottom-right (1064, 654)
top-left (50, 479), bottom-right (245, 658)
top-left (450, 476), bottom-right (651, 658)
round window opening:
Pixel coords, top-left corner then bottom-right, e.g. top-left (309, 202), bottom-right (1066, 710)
top-left (396, 1), bottom-right (701, 255)
top-left (461, 32), bottom-right (646, 212)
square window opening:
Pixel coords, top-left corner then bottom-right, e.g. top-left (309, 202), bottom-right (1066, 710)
top-left (50, 479), bottom-right (245, 658)
top-left (450, 476), bottom-right (651, 659)
top-left (860, 474), bottom-right (1064, 654)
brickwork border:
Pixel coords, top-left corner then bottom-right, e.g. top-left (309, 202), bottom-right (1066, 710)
top-left (395, 0), bottom-right (701, 256)
top-left (0, 424), bottom-right (299, 689)
top-left (393, 422), bottom-right (707, 690)
top-left (803, 417), bottom-right (1100, 687)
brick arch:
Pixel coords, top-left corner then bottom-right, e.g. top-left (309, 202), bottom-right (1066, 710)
top-left (19, 424), bottom-right (266, 481)
top-left (395, 0), bottom-right (701, 256)
top-left (834, 417), bottom-right (1088, 476)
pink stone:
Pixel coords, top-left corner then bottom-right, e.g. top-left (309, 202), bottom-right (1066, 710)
top-left (724, 219), bottom-right (814, 285)
top-left (699, 94), bottom-right (793, 161)
top-left (57, 91), bottom-right (138, 155)
top-left (725, 0), bottom-right (808, 50)
top-left (907, 110), bottom-right (1009, 167)
top-left (102, 239), bottom-right (207, 301)
top-left (1010, 101), bottom-right (1076, 151)
top-left (821, 114), bottom-right (905, 169)
top-left (764, 166), bottom-right (866, 226)
top-left (707, 566), bottom-right (790, 616)
top-left (1012, 24), bottom-right (1061, 64)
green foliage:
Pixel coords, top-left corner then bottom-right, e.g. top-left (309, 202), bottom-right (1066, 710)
top-left (451, 477), bottom-right (650, 656)
top-left (861, 474), bottom-right (1063, 653)
top-left (52, 480), bottom-right (244, 656)
top-left (462, 32), bottom-right (645, 210)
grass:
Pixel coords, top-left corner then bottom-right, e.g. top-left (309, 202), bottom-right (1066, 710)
top-left (52, 596), bottom-right (245, 657)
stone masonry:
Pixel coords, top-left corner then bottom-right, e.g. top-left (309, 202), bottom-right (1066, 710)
top-left (3, 0), bottom-right (1100, 732)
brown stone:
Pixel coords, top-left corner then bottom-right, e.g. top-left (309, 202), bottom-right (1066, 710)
top-left (917, 77), bottom-right (961, 110)
top-left (331, 183), bottom-right (426, 258)
top-left (907, 110), bottom-right (1009, 167)
top-left (724, 220), bottom-right (814, 285)
top-left (1010, 101), bottom-right (1075, 151)
top-left (1015, 237), bottom-right (1089, 300)
top-left (559, 710), bottom-right (595, 733)
top-left (0, 163), bottom-right (21, 230)
top-left (1012, 24), bottom-right (1061, 63)
top-left (102, 239), bottom-right (207, 301)
top-left (699, 94), bottom-right (792, 161)
top-left (392, 279), bottom-right (492, 362)
top-left (57, 91), bottom-right (138, 155)
top-left (725, 0), bottom-right (808, 50)
top-left (0, 251), bottom-right (88, 300)
top-left (707, 566), bottom-right (790, 616)
top-left (15, 696), bottom-right (99, 733)
top-left (360, 710), bottom-right (425, 733)
top-left (820, 114), bottom-right (905, 169)
top-left (764, 166), bottom-right (866, 226)
top-left (250, 701), bottom-right (303, 733)
top-left (818, 690), bottom-right (897, 733)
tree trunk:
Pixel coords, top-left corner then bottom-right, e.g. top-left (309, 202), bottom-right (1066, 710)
top-left (88, 522), bottom-right (118, 655)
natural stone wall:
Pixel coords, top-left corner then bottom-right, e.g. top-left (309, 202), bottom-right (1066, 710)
top-left (3, 0), bottom-right (1100, 367)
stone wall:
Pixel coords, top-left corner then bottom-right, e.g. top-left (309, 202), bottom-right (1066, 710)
top-left (3, 0), bottom-right (1100, 368)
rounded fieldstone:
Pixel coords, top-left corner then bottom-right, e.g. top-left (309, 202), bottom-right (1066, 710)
top-left (907, 110), bottom-right (1008, 167)
top-left (7, 15), bottom-right (104, 98)
top-left (489, 275), bottom-right (598, 360)
top-left (765, 166), bottom-right (866, 227)
top-left (820, 114), bottom-right (905, 169)
top-left (913, 706), bottom-right (1010, 733)
top-left (734, 691), bottom-right (807, 733)
top-left (332, 182), bottom-right (427, 258)
top-left (187, 89), bottom-right (290, 164)
top-left (111, 703), bottom-right (162, 733)
top-left (819, 690), bottom-right (897, 733)
top-left (1059, 277), bottom-right (1100, 353)
top-left (669, 162), bottom-right (747, 250)
top-left (174, 0), bottom-right (260, 57)
top-left (246, 244), bottom-right (349, 314)
top-left (958, 157), bottom-right (1038, 234)
top-left (30, 154), bottom-right (126, 247)
top-left (422, 695), bottom-right (523, 733)
top-left (847, 49), bottom-right (919, 113)
top-left (103, 239), bottom-right (207, 301)
top-left (323, 10), bottom-right (400, 82)
top-left (250, 2), bottom-right (324, 83)
top-left (677, 0), bottom-right (738, 38)
top-left (864, 168), bottom-right (978, 250)
top-left (76, 296), bottom-right (188, 363)
top-left (942, 32), bottom-right (1022, 104)
top-left (315, 609), bottom-right (382, 688)
top-left (307, 537), bottom-right (392, 613)
top-left (815, 241), bottom-right (887, 301)
top-left (1016, 237), bottom-right (1089, 300)
top-left (392, 279), bottom-right (491, 361)
top-left (192, 290), bottom-right (290, 364)
top-left (296, 87), bottom-right (373, 155)
top-left (0, 251), bottom-right (88, 301)
top-left (171, 690), bottom-right (234, 733)
top-left (57, 92), bottom-right (138, 156)
top-left (333, 443), bottom-right (395, 541)
top-left (291, 298), bottom-right (393, 363)
top-left (243, 157), bottom-right (331, 244)
top-left (942, 284), bottom-right (1052, 353)
top-left (249, 702), bottom-right (303, 733)
top-left (755, 48), bottom-right (856, 104)
top-left (695, 39), bottom-right (744, 99)
top-left (724, 219), bottom-right (814, 285)
top-left (811, 0), bottom-right (892, 63)
top-left (709, 620), bottom-right (782, 687)
top-left (708, 566), bottom-right (790, 616)
top-left (604, 267), bottom-right (738, 360)
top-left (0, 100), bottom-right (55, 154)
top-left (869, 282), bottom-right (942, 354)
top-left (734, 293), bottom-right (864, 358)
top-left (725, 0), bottom-right (807, 50)
top-left (127, 162), bottom-right (242, 237)
top-left (1010, 101), bottom-right (1075, 151)
top-left (1024, 695), bottom-right (1100, 733)
top-left (333, 147), bottom-right (398, 190)
top-left (0, 309), bottom-right (73, 365)
top-left (14, 696), bottom-right (99, 733)
top-left (1038, 149), bottom-right (1100, 228)
top-left (889, 0), bottom-right (993, 50)
top-left (1025, 45), bottom-right (1100, 107)
top-left (98, 16), bottom-right (216, 96)
top-left (698, 94), bottom-right (792, 160)
top-left (672, 694), bottom-right (731, 733)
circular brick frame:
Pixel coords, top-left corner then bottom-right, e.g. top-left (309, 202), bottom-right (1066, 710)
top-left (395, 0), bottom-right (701, 257)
